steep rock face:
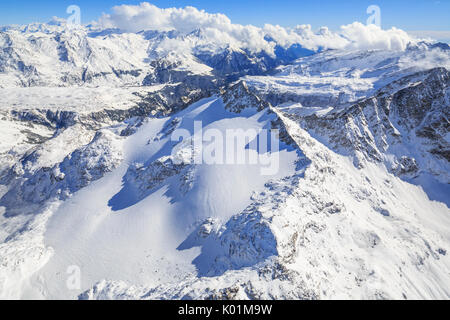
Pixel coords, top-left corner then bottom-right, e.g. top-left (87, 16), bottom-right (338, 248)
top-left (195, 43), bottom-right (315, 81)
top-left (296, 68), bottom-right (449, 184)
top-left (222, 81), bottom-right (271, 113)
top-left (390, 69), bottom-right (449, 162)
top-left (196, 47), bottom-right (275, 80)
top-left (134, 82), bottom-right (217, 117)
top-left (245, 45), bottom-right (450, 109)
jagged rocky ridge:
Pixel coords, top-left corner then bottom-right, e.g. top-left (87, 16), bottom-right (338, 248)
top-left (296, 68), bottom-right (449, 176)
top-left (282, 67), bottom-right (450, 207)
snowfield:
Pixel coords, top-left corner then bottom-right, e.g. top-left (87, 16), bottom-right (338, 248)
top-left (0, 15), bottom-right (449, 300)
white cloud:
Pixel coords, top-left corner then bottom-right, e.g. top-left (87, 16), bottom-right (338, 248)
top-left (99, 3), bottom-right (231, 33)
top-left (98, 2), bottom-right (418, 54)
top-left (99, 2), bottom-right (273, 54)
top-left (340, 23), bottom-right (412, 51)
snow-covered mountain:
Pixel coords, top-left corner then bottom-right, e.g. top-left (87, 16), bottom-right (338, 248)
top-left (0, 21), bottom-right (319, 88)
top-left (0, 14), bottom-right (449, 300)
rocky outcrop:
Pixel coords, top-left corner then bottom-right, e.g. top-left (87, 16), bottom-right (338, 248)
top-left (222, 81), bottom-right (271, 113)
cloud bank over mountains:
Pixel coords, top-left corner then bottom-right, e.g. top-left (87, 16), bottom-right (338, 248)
top-left (97, 2), bottom-right (416, 54)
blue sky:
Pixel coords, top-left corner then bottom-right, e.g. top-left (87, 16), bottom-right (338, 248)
top-left (0, 0), bottom-right (449, 31)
